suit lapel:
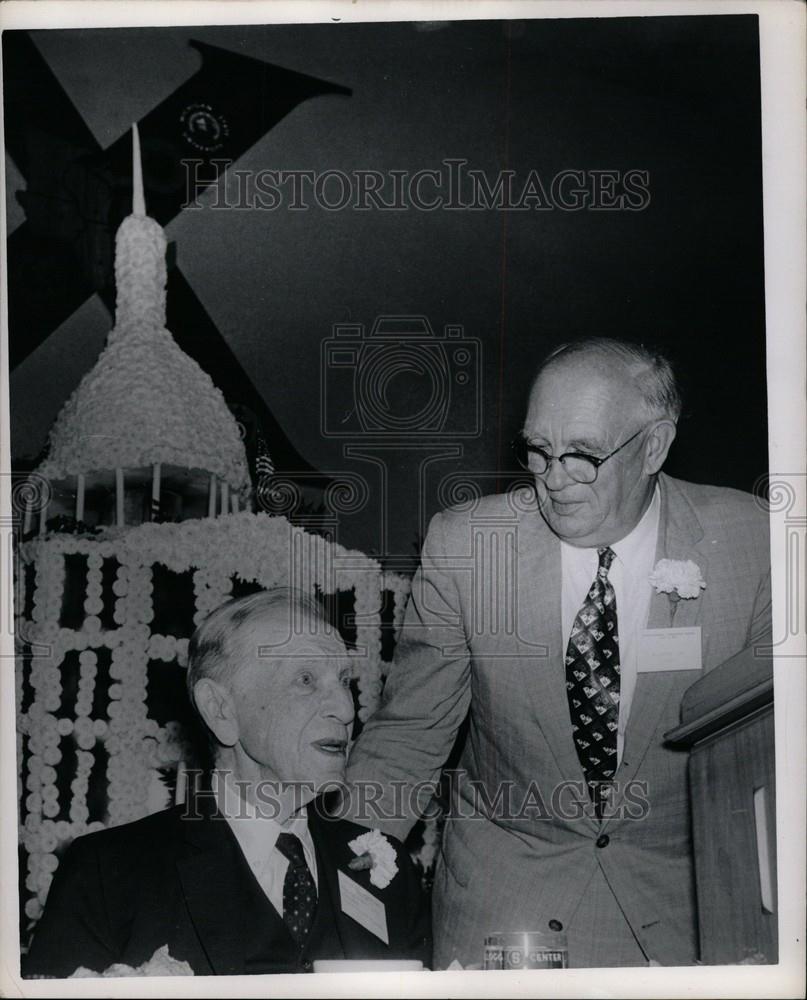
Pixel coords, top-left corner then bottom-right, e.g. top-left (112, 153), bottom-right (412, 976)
top-left (174, 798), bottom-right (290, 975)
top-left (514, 500), bottom-right (594, 808)
top-left (309, 806), bottom-right (398, 958)
top-left (647, 474), bottom-right (709, 629)
top-left (609, 475), bottom-right (709, 822)
top-left (307, 805), bottom-right (350, 960)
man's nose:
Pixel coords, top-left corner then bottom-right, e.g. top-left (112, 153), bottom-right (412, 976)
top-left (323, 681), bottom-right (355, 725)
top-left (543, 456), bottom-right (574, 491)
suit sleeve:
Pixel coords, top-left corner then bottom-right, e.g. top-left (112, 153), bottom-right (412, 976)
top-left (729, 499), bottom-right (772, 654)
top-left (23, 835), bottom-right (118, 979)
top-left (747, 563), bottom-right (772, 648)
top-left (346, 511), bottom-right (472, 840)
top-left (381, 836), bottom-right (432, 969)
top-left (703, 500), bottom-right (772, 684)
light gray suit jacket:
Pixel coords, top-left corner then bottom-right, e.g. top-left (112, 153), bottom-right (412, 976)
top-left (346, 474), bottom-right (771, 968)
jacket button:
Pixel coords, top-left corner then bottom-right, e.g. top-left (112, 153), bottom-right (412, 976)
top-left (548, 919), bottom-right (563, 931)
top-left (302, 959), bottom-right (313, 972)
top-left (596, 834), bottom-right (610, 849)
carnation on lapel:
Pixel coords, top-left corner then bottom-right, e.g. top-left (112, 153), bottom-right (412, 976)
top-left (347, 830), bottom-right (399, 889)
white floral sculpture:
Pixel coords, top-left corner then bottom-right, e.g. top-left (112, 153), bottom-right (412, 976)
top-left (35, 127), bottom-right (249, 498)
top-left (14, 126), bottom-right (412, 933)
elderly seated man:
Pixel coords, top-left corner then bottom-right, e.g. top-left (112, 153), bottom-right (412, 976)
top-left (25, 588), bottom-right (431, 977)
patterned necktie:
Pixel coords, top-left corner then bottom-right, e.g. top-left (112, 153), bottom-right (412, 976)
top-left (564, 546), bottom-right (621, 817)
top-left (276, 832), bottom-right (317, 946)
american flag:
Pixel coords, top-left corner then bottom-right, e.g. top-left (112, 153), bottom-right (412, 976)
top-left (255, 434), bottom-right (280, 510)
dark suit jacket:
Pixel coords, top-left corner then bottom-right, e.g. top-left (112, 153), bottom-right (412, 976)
top-left (24, 793), bottom-right (431, 977)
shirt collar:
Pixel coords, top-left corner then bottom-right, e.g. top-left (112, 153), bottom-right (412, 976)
top-left (609, 484), bottom-right (660, 568)
top-left (212, 770), bottom-right (309, 843)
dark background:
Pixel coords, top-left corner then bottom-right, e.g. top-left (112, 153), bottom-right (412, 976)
top-left (4, 15), bottom-right (767, 563)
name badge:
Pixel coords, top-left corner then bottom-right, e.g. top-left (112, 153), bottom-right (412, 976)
top-left (338, 870), bottom-right (389, 944)
top-left (638, 626), bottom-right (702, 673)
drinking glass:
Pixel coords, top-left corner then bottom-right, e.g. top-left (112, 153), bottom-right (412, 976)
top-left (483, 930), bottom-right (568, 970)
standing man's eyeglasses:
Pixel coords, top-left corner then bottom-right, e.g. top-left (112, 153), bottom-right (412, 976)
top-left (511, 427), bottom-right (647, 484)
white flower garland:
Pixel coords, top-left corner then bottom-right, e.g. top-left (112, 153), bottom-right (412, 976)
top-left (17, 513), bottom-right (410, 926)
top-left (353, 571), bottom-right (384, 723)
top-left (16, 653), bottom-right (25, 806)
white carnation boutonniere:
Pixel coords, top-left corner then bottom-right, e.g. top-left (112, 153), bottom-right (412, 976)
top-left (649, 558), bottom-right (706, 623)
top-left (347, 829), bottom-right (399, 889)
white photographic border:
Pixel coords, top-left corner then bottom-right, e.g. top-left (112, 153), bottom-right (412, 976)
top-left (0, 1), bottom-right (804, 997)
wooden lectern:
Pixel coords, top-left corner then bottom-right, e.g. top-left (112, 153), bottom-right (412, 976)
top-left (665, 647), bottom-right (776, 965)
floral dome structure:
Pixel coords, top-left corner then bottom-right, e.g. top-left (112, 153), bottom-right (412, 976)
top-left (14, 127), bottom-right (414, 941)
top-left (31, 127), bottom-right (248, 530)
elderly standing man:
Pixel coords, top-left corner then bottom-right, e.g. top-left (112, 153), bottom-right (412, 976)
top-left (346, 338), bottom-right (771, 968)
top-left (25, 588), bottom-right (430, 978)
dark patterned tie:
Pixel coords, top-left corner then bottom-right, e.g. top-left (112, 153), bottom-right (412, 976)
top-left (276, 832), bottom-right (317, 946)
top-left (565, 546), bottom-right (621, 818)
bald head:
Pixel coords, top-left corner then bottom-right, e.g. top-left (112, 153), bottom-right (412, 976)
top-left (534, 339), bottom-right (682, 426)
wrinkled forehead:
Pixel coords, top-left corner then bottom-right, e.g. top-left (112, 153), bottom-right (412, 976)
top-left (233, 612), bottom-right (350, 669)
top-left (526, 355), bottom-right (644, 429)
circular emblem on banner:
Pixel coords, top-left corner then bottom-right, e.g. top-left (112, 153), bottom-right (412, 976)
top-left (180, 103), bottom-right (230, 151)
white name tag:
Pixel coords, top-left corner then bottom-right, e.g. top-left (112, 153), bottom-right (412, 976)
top-left (638, 626), bottom-right (702, 673)
top-left (338, 870), bottom-right (389, 944)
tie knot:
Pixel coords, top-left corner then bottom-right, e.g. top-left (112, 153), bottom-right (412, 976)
top-left (276, 832), bottom-right (307, 868)
top-left (597, 546), bottom-right (616, 573)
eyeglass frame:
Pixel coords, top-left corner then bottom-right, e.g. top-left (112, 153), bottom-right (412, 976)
top-left (511, 426), bottom-right (648, 483)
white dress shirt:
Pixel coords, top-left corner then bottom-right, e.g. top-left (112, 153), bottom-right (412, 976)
top-left (560, 486), bottom-right (660, 764)
top-left (213, 771), bottom-right (318, 917)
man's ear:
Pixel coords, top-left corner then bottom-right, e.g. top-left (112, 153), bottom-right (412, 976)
top-left (643, 419), bottom-right (677, 475)
top-left (193, 677), bottom-right (239, 748)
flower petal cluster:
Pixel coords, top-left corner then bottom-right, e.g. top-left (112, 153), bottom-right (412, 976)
top-left (70, 944), bottom-right (194, 978)
top-left (648, 558), bottom-right (706, 600)
top-left (348, 829), bottom-right (399, 889)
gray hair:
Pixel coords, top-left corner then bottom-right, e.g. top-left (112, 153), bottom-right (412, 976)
top-left (186, 586), bottom-right (332, 709)
top-left (538, 338), bottom-right (682, 423)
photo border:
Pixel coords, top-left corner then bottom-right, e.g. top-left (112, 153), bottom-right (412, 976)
top-left (1, 2), bottom-right (804, 997)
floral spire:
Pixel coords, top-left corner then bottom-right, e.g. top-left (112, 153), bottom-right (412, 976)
top-left (35, 122), bottom-right (250, 492)
top-left (132, 121), bottom-right (145, 218)
top-left (110, 123), bottom-right (167, 337)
